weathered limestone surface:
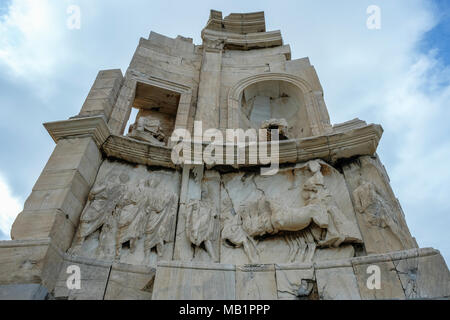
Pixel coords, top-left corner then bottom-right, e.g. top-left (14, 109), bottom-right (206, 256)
top-left (219, 160), bottom-right (362, 265)
top-left (24, 158), bottom-right (367, 283)
top-left (352, 255), bottom-right (405, 299)
top-left (152, 261), bottom-right (236, 300)
top-left (0, 239), bottom-right (64, 293)
top-left (0, 240), bottom-right (53, 285)
top-left (108, 32), bottom-right (200, 136)
top-left (2, 9), bottom-right (448, 300)
top-left (174, 167), bottom-right (221, 263)
top-left (54, 255), bottom-right (111, 300)
top-left (0, 284), bottom-right (50, 300)
top-left (101, 122), bottom-right (382, 169)
top-left (69, 160), bottom-right (181, 267)
top-left (195, 49), bottom-right (222, 131)
top-left (315, 260), bottom-right (361, 300)
top-left (313, 245), bottom-right (355, 262)
top-left (104, 263), bottom-right (155, 300)
top-left (391, 248), bottom-right (450, 299)
top-left (127, 115), bottom-right (167, 146)
top-left (275, 263), bottom-right (315, 300)
top-left (236, 264), bottom-right (277, 300)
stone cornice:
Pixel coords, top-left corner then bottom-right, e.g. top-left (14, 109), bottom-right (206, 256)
top-left (44, 115), bottom-right (111, 148)
top-left (101, 123), bottom-right (383, 169)
top-left (0, 238), bottom-right (51, 248)
top-left (43, 115), bottom-right (382, 169)
top-left (202, 29), bottom-right (283, 50)
top-left (102, 135), bottom-right (176, 169)
top-left (298, 123), bottom-right (384, 163)
top-left (204, 11), bottom-right (266, 35)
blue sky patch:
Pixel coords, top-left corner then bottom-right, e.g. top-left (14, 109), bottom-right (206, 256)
top-left (420, 0), bottom-right (450, 67)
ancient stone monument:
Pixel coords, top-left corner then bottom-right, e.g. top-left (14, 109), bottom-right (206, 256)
top-left (0, 10), bottom-right (448, 300)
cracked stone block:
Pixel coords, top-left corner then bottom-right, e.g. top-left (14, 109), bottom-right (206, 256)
top-left (353, 260), bottom-right (405, 300)
top-left (104, 263), bottom-right (155, 300)
top-left (236, 264), bottom-right (277, 300)
top-left (152, 261), bottom-right (235, 300)
top-left (316, 261), bottom-right (361, 300)
top-left (54, 257), bottom-right (111, 300)
top-left (394, 252), bottom-right (450, 299)
top-left (275, 263), bottom-right (315, 300)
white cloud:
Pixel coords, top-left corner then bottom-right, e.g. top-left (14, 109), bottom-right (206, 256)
top-left (0, 173), bottom-right (22, 238)
top-left (276, 1), bottom-right (450, 259)
top-left (0, 0), bottom-right (67, 78)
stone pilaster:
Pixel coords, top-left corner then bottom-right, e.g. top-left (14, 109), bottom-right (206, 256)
top-left (79, 69), bottom-right (123, 121)
top-left (195, 46), bottom-right (223, 134)
top-left (107, 76), bottom-right (137, 135)
top-left (11, 116), bottom-right (109, 252)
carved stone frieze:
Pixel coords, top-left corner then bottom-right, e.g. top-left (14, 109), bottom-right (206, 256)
top-left (219, 160), bottom-right (362, 264)
top-left (70, 160), bottom-right (180, 266)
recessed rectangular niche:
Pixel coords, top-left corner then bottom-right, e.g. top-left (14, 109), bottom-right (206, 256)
top-left (127, 82), bottom-right (181, 146)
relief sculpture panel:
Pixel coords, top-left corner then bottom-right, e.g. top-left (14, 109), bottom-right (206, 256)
top-left (219, 160), bottom-right (363, 264)
top-left (70, 159), bottom-right (363, 267)
top-left (342, 155), bottom-right (418, 254)
top-left (70, 160), bottom-right (181, 267)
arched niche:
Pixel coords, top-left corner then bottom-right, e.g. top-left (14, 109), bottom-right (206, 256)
top-left (240, 80), bottom-right (310, 139)
top-left (227, 73), bottom-right (329, 138)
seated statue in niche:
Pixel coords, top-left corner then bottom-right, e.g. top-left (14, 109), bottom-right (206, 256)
top-left (128, 115), bottom-right (166, 146)
top-left (260, 118), bottom-right (290, 141)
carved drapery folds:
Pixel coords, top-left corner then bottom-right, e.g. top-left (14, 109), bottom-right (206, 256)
top-left (185, 199), bottom-right (218, 261)
top-left (169, 160), bottom-right (363, 264)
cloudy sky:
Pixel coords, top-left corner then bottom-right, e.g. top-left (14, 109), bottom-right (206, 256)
top-left (0, 0), bottom-right (449, 263)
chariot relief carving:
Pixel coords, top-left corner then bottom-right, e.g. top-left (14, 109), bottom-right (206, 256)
top-left (72, 159), bottom-right (362, 266)
top-left (260, 118), bottom-right (290, 140)
top-left (219, 160), bottom-right (363, 264)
